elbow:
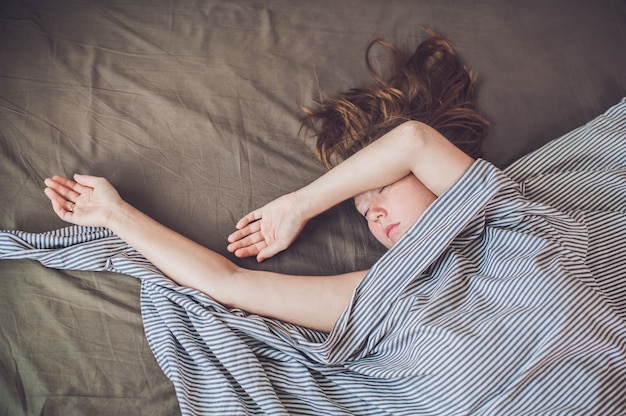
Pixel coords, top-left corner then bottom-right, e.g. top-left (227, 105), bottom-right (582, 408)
top-left (395, 120), bottom-right (430, 153)
top-left (224, 266), bottom-right (249, 309)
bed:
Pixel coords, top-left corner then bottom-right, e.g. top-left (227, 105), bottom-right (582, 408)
top-left (1, 1), bottom-right (625, 415)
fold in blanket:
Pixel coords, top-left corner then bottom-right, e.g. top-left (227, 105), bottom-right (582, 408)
top-left (2, 99), bottom-right (626, 415)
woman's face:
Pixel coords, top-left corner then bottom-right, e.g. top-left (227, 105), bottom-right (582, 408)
top-left (354, 174), bottom-right (436, 248)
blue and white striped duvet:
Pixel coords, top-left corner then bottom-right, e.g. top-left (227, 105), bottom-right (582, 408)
top-left (2, 99), bottom-right (625, 415)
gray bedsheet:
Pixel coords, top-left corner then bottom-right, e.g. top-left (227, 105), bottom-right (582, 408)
top-left (1, 0), bottom-right (625, 414)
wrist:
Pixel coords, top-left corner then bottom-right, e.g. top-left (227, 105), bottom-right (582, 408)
top-left (106, 199), bottom-right (133, 232)
top-left (291, 188), bottom-right (316, 221)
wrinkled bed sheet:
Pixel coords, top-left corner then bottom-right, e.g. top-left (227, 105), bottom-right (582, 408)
top-left (2, 99), bottom-right (625, 414)
top-left (1, 0), bottom-right (625, 414)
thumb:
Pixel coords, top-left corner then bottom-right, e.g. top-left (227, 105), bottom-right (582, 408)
top-left (73, 173), bottom-right (103, 187)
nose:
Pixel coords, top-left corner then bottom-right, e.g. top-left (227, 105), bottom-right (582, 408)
top-left (366, 204), bottom-right (385, 223)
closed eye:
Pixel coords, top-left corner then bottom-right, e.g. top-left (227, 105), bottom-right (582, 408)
top-left (356, 185), bottom-right (386, 219)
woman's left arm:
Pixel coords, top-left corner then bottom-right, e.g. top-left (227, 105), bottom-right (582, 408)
top-left (296, 121), bottom-right (474, 212)
top-left (228, 121), bottom-right (475, 260)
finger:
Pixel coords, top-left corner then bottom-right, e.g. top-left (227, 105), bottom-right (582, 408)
top-left (256, 240), bottom-right (287, 262)
top-left (44, 188), bottom-right (73, 220)
top-left (227, 231), bottom-right (265, 252)
top-left (233, 247), bottom-right (259, 258)
top-left (227, 238), bottom-right (244, 252)
top-left (58, 174), bottom-right (94, 194)
top-left (227, 228), bottom-right (248, 244)
top-left (44, 187), bottom-right (76, 212)
top-left (235, 210), bottom-right (262, 229)
top-left (45, 176), bottom-right (82, 201)
top-left (73, 173), bottom-right (103, 189)
top-left (44, 186), bottom-right (68, 206)
top-left (233, 241), bottom-right (267, 259)
top-left (227, 221), bottom-right (261, 243)
top-left (65, 200), bottom-right (77, 213)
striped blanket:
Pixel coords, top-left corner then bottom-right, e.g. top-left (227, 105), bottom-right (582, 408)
top-left (2, 98), bottom-right (626, 415)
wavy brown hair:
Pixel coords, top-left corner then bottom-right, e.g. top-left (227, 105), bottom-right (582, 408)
top-left (302, 32), bottom-right (489, 168)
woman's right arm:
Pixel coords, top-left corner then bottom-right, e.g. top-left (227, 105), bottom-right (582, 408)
top-left (228, 120), bottom-right (474, 261)
top-left (44, 174), bottom-right (365, 333)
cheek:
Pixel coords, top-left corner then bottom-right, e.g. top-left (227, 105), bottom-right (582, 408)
top-left (368, 222), bottom-right (391, 248)
top-left (367, 221), bottom-right (377, 237)
top-left (401, 201), bottom-right (432, 229)
top-left (405, 187), bottom-right (436, 218)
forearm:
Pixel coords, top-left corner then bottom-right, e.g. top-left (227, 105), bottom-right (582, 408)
top-left (297, 121), bottom-right (475, 219)
top-left (109, 202), bottom-right (363, 332)
top-left (108, 201), bottom-right (239, 301)
top-left (232, 268), bottom-right (365, 332)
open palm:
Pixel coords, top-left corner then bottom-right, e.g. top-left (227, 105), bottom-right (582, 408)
top-left (44, 174), bottom-right (124, 229)
top-left (227, 192), bottom-right (308, 262)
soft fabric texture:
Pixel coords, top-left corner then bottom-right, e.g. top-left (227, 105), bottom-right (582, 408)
top-left (2, 99), bottom-right (625, 415)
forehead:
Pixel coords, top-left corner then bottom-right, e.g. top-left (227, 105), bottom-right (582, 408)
top-left (354, 175), bottom-right (413, 202)
top-left (354, 188), bottom-right (379, 206)
top-left (354, 174), bottom-right (424, 208)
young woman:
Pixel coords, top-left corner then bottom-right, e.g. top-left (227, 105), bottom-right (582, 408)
top-left (9, 34), bottom-right (626, 414)
top-left (43, 120), bottom-right (469, 333)
top-left (43, 34), bottom-right (484, 333)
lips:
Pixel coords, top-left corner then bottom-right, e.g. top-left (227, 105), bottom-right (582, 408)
top-left (385, 223), bottom-right (399, 239)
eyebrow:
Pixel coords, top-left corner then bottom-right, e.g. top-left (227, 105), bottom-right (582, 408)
top-left (354, 186), bottom-right (382, 217)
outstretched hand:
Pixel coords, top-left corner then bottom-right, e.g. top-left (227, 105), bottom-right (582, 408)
top-left (227, 192), bottom-right (308, 262)
top-left (44, 174), bottom-right (125, 228)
